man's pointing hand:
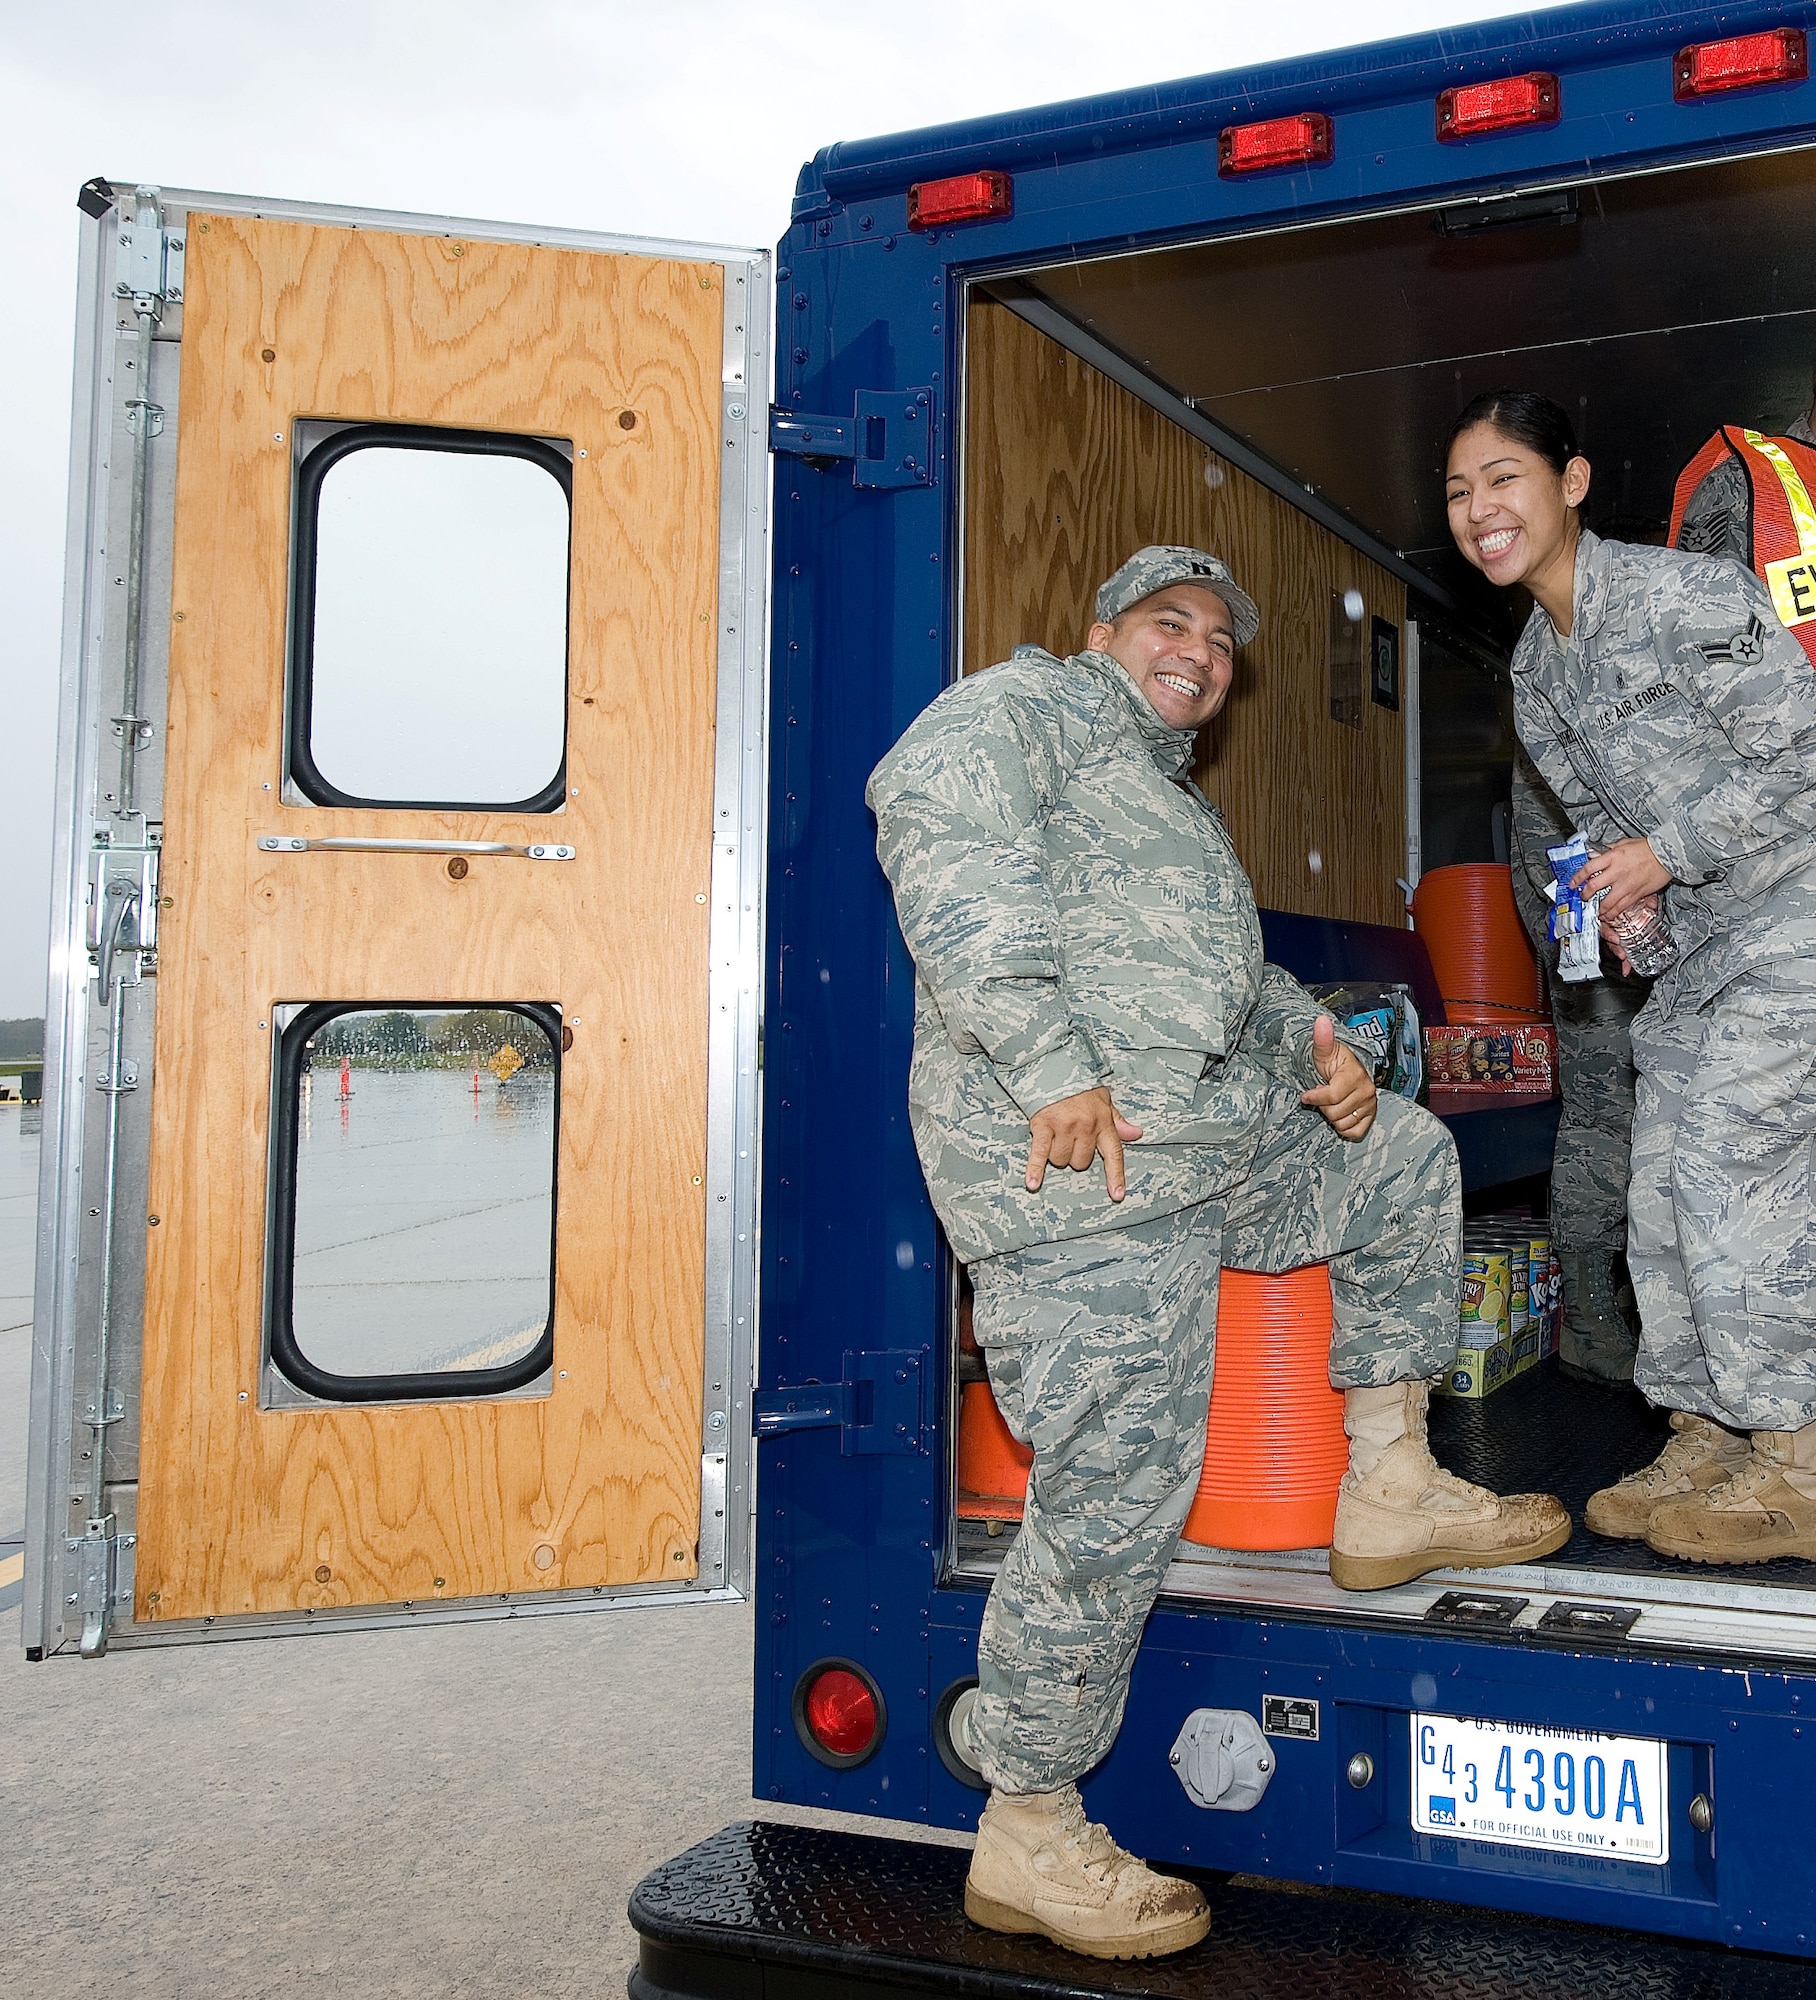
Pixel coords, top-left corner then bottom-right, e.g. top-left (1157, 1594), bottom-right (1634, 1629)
top-left (1025, 1086), bottom-right (1144, 1201)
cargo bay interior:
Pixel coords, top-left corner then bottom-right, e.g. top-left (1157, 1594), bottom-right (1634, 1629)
top-left (947, 142), bottom-right (1816, 1640)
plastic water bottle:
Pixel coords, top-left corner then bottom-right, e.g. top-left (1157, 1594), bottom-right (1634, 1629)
top-left (1605, 893), bottom-right (1679, 977)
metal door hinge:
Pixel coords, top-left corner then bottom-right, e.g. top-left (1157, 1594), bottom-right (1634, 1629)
top-left (1423, 1590), bottom-right (1528, 1630)
top-left (753, 1349), bottom-right (926, 1454)
top-left (113, 195), bottom-right (185, 318)
top-left (769, 390), bottom-right (935, 489)
top-left (69, 1514), bottom-right (135, 1659)
top-left (1536, 1599), bottom-right (1642, 1641)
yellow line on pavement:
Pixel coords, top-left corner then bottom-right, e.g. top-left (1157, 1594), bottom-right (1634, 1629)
top-left (0, 1552), bottom-right (25, 1589)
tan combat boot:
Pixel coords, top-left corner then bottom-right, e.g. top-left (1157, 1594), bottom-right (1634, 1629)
top-left (1328, 1380), bottom-right (1571, 1590)
top-left (1646, 1422), bottom-right (1816, 1564)
top-left (1584, 1412), bottom-right (1752, 1539)
top-left (965, 1784), bottom-right (1210, 1960)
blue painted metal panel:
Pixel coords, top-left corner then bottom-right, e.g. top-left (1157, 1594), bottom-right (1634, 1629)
top-left (1445, 1093), bottom-right (1565, 1192)
top-left (1256, 910), bottom-right (1446, 1026)
top-left (795, 2), bottom-right (1813, 206)
top-left (755, 0), bottom-right (1816, 1952)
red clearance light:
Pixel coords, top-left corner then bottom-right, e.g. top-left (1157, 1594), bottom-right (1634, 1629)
top-left (1218, 111), bottom-right (1334, 178)
top-left (799, 1664), bottom-right (883, 1763)
top-left (906, 170), bottom-right (1012, 231)
top-left (1675, 27), bottom-right (1807, 99)
top-left (1437, 71), bottom-right (1561, 140)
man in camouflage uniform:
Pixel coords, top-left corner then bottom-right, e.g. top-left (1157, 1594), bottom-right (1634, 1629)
top-left (867, 548), bottom-right (1568, 1961)
top-left (1509, 528), bottom-right (1816, 1562)
top-left (1507, 745), bottom-right (1649, 1384)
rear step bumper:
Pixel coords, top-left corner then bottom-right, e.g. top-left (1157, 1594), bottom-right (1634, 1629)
top-left (628, 1820), bottom-right (1804, 1999)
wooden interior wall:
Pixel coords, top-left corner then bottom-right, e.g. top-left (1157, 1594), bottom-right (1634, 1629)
top-left (963, 300), bottom-right (1407, 927)
top-left (139, 215), bottom-right (724, 1619)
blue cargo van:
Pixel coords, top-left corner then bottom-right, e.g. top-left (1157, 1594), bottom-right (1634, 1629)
top-left (28, 3), bottom-right (1816, 1989)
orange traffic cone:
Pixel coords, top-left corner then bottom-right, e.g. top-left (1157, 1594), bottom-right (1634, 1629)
top-left (955, 1379), bottom-right (1033, 1522)
top-left (1182, 1265), bottom-right (1348, 1552)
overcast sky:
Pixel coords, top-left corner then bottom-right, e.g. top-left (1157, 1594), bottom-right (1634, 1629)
top-left (0, 0), bottom-right (1573, 1019)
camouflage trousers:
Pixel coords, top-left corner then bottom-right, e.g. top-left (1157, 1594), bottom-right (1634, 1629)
top-left (1550, 969), bottom-right (1646, 1255)
top-left (966, 1091), bottom-right (1461, 1793)
top-left (1630, 961), bottom-right (1816, 1431)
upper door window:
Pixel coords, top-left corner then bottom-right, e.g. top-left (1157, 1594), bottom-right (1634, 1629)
top-left (288, 425), bottom-right (572, 812)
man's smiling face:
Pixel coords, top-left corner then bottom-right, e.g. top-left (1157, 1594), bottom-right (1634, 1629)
top-left (1087, 584), bottom-right (1236, 731)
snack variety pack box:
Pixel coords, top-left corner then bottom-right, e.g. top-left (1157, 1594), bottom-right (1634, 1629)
top-left (1425, 1022), bottom-right (1557, 1090)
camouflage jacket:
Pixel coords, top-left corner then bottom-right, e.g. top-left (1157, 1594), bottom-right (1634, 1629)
top-left (866, 645), bottom-right (1333, 1261)
top-left (1511, 530), bottom-right (1816, 1002)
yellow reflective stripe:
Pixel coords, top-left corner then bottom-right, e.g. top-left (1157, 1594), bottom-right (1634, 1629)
top-left (1741, 431), bottom-right (1816, 629)
top-left (1742, 428), bottom-right (1816, 557)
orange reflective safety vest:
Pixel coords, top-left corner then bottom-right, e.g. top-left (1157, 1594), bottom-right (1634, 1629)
top-left (1670, 426), bottom-right (1816, 666)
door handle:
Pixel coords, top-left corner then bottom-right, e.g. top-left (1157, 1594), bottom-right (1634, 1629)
top-left (96, 878), bottom-right (140, 1006)
top-left (256, 835), bottom-right (575, 860)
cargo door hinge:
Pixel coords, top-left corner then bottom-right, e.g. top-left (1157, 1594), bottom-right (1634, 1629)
top-left (112, 193), bottom-right (185, 319)
top-left (753, 1349), bottom-right (926, 1453)
top-left (769, 390), bottom-right (935, 489)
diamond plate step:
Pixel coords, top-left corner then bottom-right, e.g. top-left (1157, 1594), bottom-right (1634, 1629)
top-left (629, 1820), bottom-right (1804, 1999)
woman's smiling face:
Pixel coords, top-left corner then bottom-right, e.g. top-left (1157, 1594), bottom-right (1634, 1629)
top-left (1445, 422), bottom-right (1590, 589)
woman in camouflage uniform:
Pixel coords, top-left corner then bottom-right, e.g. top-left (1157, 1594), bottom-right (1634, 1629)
top-left (1445, 389), bottom-right (1816, 1567)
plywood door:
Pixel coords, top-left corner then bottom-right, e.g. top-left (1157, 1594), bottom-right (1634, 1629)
top-left (138, 216), bottom-right (725, 1619)
top-left (963, 300), bottom-right (1407, 927)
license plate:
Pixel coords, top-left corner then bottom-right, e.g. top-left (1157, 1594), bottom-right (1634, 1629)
top-left (1410, 1713), bottom-right (1669, 1863)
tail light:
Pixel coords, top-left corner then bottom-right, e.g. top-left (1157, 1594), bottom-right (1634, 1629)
top-left (1218, 112), bottom-right (1334, 177)
top-left (1436, 72), bottom-right (1561, 140)
top-left (1674, 27), bottom-right (1807, 99)
top-left (907, 171), bottom-right (1012, 231)
top-left (793, 1659), bottom-right (886, 1767)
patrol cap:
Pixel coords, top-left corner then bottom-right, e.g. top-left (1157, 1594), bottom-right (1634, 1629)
top-left (1094, 545), bottom-right (1260, 648)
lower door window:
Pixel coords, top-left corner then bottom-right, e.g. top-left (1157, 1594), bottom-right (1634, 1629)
top-left (265, 1002), bottom-right (561, 1402)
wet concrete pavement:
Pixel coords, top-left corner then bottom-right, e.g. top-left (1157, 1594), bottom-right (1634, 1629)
top-left (0, 1114), bottom-right (962, 1998)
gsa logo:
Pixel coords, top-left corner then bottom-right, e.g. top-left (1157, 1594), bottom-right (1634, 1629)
top-left (1427, 1795), bottom-right (1458, 1825)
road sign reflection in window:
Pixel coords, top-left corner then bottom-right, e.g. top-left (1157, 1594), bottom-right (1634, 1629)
top-left (289, 426), bottom-right (572, 812)
top-left (271, 1004), bottom-right (560, 1400)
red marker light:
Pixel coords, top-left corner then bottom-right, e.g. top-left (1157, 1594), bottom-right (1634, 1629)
top-left (1674, 27), bottom-right (1807, 99)
top-left (1436, 72), bottom-right (1561, 141)
top-left (1218, 111), bottom-right (1334, 177)
top-left (799, 1664), bottom-right (883, 1762)
top-left (906, 170), bottom-right (1012, 231)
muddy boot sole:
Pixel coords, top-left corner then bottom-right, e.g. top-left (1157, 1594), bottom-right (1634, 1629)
top-left (1643, 1526), bottom-right (1816, 1565)
top-left (1328, 1515), bottom-right (1572, 1592)
top-left (964, 1885), bottom-right (1211, 1961)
